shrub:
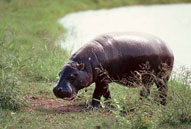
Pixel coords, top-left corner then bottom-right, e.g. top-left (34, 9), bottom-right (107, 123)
top-left (0, 70), bottom-right (26, 111)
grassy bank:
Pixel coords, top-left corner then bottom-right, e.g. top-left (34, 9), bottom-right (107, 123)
top-left (1, 0), bottom-right (191, 128)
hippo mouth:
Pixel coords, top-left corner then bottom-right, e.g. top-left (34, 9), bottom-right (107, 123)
top-left (62, 93), bottom-right (77, 101)
top-left (54, 92), bottom-right (77, 101)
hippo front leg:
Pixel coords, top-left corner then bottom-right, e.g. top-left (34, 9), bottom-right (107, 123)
top-left (91, 82), bottom-right (111, 108)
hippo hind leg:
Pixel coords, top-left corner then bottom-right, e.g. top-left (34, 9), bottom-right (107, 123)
top-left (140, 72), bottom-right (169, 105)
top-left (91, 81), bottom-right (111, 108)
top-left (155, 76), bottom-right (169, 105)
top-left (140, 74), bottom-right (155, 98)
top-left (155, 62), bottom-right (173, 105)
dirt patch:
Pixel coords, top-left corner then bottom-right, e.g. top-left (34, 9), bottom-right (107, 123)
top-left (26, 97), bottom-right (86, 113)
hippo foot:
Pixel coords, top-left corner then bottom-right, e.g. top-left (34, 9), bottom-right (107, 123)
top-left (90, 100), bottom-right (101, 108)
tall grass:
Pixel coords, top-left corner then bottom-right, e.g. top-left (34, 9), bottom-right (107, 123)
top-left (0, 70), bottom-right (25, 110)
top-left (97, 67), bottom-right (191, 128)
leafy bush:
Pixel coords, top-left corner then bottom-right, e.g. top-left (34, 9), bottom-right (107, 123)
top-left (0, 70), bottom-right (26, 111)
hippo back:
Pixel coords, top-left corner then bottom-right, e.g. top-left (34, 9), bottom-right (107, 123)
top-left (70, 32), bottom-right (174, 82)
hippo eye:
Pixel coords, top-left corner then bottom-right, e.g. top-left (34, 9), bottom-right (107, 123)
top-left (66, 74), bottom-right (76, 81)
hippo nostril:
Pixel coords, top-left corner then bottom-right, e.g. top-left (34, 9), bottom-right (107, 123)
top-left (58, 88), bottom-right (62, 92)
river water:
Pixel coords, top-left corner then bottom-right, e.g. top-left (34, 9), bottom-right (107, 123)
top-left (57, 4), bottom-right (191, 69)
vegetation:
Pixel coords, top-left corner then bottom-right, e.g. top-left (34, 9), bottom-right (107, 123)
top-left (0, 0), bottom-right (191, 128)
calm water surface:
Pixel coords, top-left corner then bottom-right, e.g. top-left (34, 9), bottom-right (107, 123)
top-left (58, 4), bottom-right (191, 69)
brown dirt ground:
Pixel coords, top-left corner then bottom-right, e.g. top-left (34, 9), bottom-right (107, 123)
top-left (25, 97), bottom-right (86, 113)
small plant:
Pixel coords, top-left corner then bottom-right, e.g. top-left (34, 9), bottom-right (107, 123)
top-left (0, 70), bottom-right (26, 111)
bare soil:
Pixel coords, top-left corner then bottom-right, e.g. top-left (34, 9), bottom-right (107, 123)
top-left (26, 97), bottom-right (86, 113)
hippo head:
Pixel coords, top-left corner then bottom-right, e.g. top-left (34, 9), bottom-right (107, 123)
top-left (53, 62), bottom-right (92, 100)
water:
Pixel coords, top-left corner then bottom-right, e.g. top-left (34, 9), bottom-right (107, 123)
top-left (58, 4), bottom-right (191, 69)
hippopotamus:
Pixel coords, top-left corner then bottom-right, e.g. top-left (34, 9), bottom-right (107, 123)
top-left (53, 32), bottom-right (174, 107)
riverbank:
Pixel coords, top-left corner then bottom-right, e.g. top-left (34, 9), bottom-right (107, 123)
top-left (0, 0), bottom-right (191, 128)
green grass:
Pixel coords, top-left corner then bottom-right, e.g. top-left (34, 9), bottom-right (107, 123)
top-left (1, 0), bottom-right (191, 129)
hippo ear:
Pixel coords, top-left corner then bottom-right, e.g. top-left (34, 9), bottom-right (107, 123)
top-left (77, 63), bottom-right (85, 71)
